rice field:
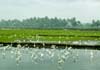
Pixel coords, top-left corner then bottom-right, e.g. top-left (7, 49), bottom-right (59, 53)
top-left (0, 29), bottom-right (100, 42)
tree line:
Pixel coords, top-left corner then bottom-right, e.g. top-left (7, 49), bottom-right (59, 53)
top-left (0, 16), bottom-right (100, 29)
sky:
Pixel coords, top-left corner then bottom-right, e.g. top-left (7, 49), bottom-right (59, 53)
top-left (0, 0), bottom-right (100, 22)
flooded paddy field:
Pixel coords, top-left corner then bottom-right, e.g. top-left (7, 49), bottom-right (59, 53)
top-left (0, 45), bottom-right (100, 70)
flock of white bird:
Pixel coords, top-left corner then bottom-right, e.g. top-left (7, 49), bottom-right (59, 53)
top-left (0, 44), bottom-right (95, 70)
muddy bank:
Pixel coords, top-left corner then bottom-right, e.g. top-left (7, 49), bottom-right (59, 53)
top-left (0, 41), bottom-right (100, 50)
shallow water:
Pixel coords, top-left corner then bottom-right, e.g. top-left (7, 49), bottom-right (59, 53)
top-left (70, 40), bottom-right (100, 45)
top-left (0, 46), bottom-right (100, 70)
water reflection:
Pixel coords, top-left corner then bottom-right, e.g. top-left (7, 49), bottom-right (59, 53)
top-left (0, 46), bottom-right (100, 70)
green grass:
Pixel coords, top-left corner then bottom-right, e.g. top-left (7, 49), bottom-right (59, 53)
top-left (0, 29), bottom-right (100, 42)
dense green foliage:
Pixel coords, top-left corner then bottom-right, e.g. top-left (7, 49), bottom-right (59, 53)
top-left (0, 29), bottom-right (100, 42)
top-left (0, 17), bottom-right (100, 29)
